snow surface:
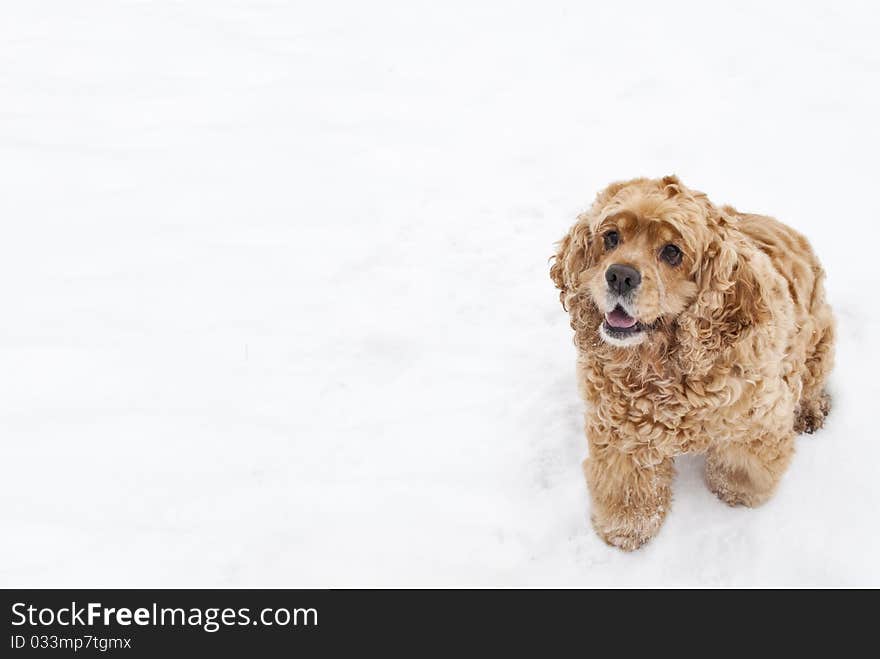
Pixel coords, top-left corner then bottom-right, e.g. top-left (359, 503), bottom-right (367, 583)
top-left (2, 1), bottom-right (879, 587)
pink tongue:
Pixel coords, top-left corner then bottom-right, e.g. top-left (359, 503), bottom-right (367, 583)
top-left (605, 307), bottom-right (637, 328)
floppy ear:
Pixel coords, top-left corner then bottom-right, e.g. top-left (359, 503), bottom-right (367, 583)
top-left (551, 180), bottom-right (630, 311)
top-left (550, 217), bottom-right (592, 311)
top-left (676, 230), bottom-right (772, 372)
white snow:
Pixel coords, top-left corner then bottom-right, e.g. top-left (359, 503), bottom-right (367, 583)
top-left (2, 0), bottom-right (879, 587)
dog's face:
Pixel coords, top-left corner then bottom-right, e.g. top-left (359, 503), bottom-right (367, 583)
top-left (552, 176), bottom-right (721, 349)
top-left (587, 203), bottom-right (701, 347)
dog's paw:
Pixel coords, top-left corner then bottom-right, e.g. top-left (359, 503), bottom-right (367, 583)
top-left (707, 478), bottom-right (750, 507)
top-left (794, 393), bottom-right (831, 435)
top-left (591, 508), bottom-right (665, 552)
top-left (705, 458), bottom-right (768, 508)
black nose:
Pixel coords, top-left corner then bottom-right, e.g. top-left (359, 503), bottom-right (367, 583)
top-left (605, 264), bottom-right (641, 295)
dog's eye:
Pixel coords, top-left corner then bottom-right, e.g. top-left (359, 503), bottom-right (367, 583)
top-left (660, 244), bottom-right (682, 266)
top-left (603, 231), bottom-right (619, 250)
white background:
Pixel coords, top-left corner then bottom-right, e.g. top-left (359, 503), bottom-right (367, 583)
top-left (2, 1), bottom-right (878, 586)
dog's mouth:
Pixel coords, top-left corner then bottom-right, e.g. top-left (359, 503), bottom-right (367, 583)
top-left (603, 305), bottom-right (646, 337)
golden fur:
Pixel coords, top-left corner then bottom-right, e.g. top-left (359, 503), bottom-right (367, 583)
top-left (550, 176), bottom-right (835, 550)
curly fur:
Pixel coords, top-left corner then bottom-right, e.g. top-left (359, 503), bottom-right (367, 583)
top-left (551, 176), bottom-right (835, 551)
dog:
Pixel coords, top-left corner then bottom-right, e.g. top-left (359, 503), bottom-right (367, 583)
top-left (550, 176), bottom-right (835, 550)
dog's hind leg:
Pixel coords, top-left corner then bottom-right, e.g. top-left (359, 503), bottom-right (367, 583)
top-left (794, 316), bottom-right (834, 434)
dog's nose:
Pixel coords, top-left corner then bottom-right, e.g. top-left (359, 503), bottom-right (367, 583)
top-left (605, 264), bottom-right (641, 295)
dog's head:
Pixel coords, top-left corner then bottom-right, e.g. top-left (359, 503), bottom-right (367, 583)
top-left (551, 176), bottom-right (771, 364)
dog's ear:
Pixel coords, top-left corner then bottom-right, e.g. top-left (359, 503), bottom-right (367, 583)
top-left (676, 228), bottom-right (773, 372)
top-left (550, 217), bottom-right (592, 311)
top-left (551, 181), bottom-right (629, 311)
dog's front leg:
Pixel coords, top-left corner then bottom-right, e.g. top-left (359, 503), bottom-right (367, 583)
top-left (583, 441), bottom-right (673, 551)
top-left (705, 429), bottom-right (795, 507)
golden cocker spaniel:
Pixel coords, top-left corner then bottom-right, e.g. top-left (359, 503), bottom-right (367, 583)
top-left (551, 176), bottom-right (835, 550)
